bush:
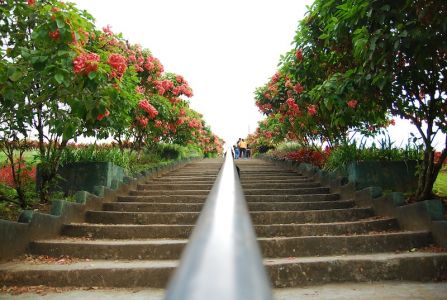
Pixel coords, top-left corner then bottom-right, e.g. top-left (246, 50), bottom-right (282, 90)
top-left (324, 140), bottom-right (422, 174)
top-left (60, 145), bottom-right (134, 170)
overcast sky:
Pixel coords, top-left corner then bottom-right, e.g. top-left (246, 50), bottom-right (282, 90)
top-left (70, 0), bottom-right (445, 150)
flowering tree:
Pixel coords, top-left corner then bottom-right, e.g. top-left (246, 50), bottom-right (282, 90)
top-left (308, 0), bottom-right (447, 201)
top-left (1, 0), bottom-right (223, 205)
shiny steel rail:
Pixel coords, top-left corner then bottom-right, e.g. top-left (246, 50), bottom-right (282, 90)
top-left (165, 152), bottom-right (273, 300)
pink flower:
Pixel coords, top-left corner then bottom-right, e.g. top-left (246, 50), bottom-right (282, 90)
top-left (136, 116), bottom-right (149, 127)
top-left (135, 86), bottom-right (145, 94)
top-left (108, 54), bottom-right (127, 78)
top-left (176, 75), bottom-right (184, 83)
top-left (102, 25), bottom-right (113, 36)
top-left (154, 120), bottom-right (162, 128)
top-left (389, 119), bottom-right (396, 126)
top-left (138, 99), bottom-right (158, 119)
top-left (294, 83), bottom-right (304, 94)
top-left (73, 52), bottom-right (100, 75)
top-left (347, 99), bottom-right (358, 108)
top-left (307, 105), bottom-right (317, 116)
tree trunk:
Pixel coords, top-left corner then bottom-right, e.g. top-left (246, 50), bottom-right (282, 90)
top-left (415, 148), bottom-right (436, 201)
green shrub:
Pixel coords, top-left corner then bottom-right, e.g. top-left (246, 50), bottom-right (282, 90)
top-left (324, 138), bottom-right (422, 174)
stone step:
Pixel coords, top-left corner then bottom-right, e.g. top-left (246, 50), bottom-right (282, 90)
top-left (0, 260), bottom-right (176, 288)
top-left (61, 218), bottom-right (399, 240)
top-left (241, 178), bottom-right (313, 184)
top-left (241, 182), bottom-right (321, 189)
top-left (254, 218), bottom-right (399, 237)
top-left (240, 174), bottom-right (302, 179)
top-left (146, 179), bottom-right (216, 184)
top-left (117, 195), bottom-right (207, 203)
top-left (30, 229), bottom-right (420, 261)
top-left (30, 239), bottom-right (187, 260)
top-left (249, 208), bottom-right (374, 224)
top-left (245, 194), bottom-right (340, 202)
top-left (259, 231), bottom-right (433, 258)
top-left (84, 208), bottom-right (373, 225)
top-left (137, 183), bottom-right (213, 191)
top-left (248, 200), bottom-right (354, 211)
top-left (103, 202), bottom-right (204, 212)
top-left (244, 187), bottom-right (330, 195)
top-left (85, 211), bottom-right (199, 225)
top-left (104, 199), bottom-right (353, 213)
top-left (163, 172), bottom-right (219, 176)
top-left (62, 224), bottom-right (194, 239)
top-left (1, 253), bottom-right (446, 288)
top-left (267, 252), bottom-right (447, 288)
top-left (129, 190), bottom-right (211, 196)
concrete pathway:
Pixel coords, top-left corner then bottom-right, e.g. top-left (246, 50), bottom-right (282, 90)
top-left (1, 282), bottom-right (446, 299)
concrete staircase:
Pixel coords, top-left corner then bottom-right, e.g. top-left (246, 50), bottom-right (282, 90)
top-left (0, 159), bottom-right (223, 288)
top-left (236, 159), bottom-right (447, 287)
top-left (1, 158), bottom-right (446, 291)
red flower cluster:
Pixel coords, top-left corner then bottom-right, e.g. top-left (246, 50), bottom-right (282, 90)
top-left (172, 84), bottom-right (193, 97)
top-left (295, 49), bottom-right (303, 62)
top-left (135, 86), bottom-right (145, 94)
top-left (102, 25), bottom-right (113, 36)
top-left (256, 102), bottom-right (273, 113)
top-left (434, 152), bottom-right (447, 165)
top-left (97, 109), bottom-right (110, 121)
top-left (144, 56), bottom-right (164, 76)
top-left (154, 80), bottom-right (174, 96)
top-left (154, 120), bottom-right (162, 128)
top-left (49, 29), bottom-right (60, 40)
top-left (136, 116), bottom-right (148, 127)
top-left (0, 162), bottom-right (36, 187)
top-left (188, 119), bottom-right (202, 129)
top-left (138, 99), bottom-right (158, 119)
top-left (108, 53), bottom-right (127, 79)
top-left (307, 105), bottom-right (317, 116)
top-left (286, 98), bottom-right (300, 116)
top-left (294, 83), bottom-right (304, 94)
top-left (286, 148), bottom-right (328, 168)
top-left (73, 52), bottom-right (100, 75)
top-left (347, 99), bottom-right (358, 108)
top-left (27, 0), bottom-right (35, 6)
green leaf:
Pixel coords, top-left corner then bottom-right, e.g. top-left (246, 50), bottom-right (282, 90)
top-left (87, 72), bottom-right (97, 80)
top-left (56, 18), bottom-right (66, 29)
top-left (319, 33), bottom-right (329, 40)
top-left (54, 73), bottom-right (64, 84)
top-left (9, 71), bottom-right (22, 82)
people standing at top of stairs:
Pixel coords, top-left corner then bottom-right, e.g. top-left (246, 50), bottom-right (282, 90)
top-left (239, 139), bottom-right (248, 159)
top-left (233, 144), bottom-right (240, 159)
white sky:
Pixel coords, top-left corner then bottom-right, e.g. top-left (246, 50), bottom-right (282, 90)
top-left (70, 0), bottom-right (445, 150)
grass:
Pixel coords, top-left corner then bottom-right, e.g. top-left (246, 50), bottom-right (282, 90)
top-left (434, 171), bottom-right (447, 197)
top-left (0, 150), bottom-right (40, 166)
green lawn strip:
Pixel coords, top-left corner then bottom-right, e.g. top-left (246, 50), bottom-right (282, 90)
top-left (434, 171), bottom-right (447, 197)
top-left (0, 150), bottom-right (40, 166)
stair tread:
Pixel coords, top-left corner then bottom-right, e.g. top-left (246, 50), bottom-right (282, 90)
top-left (263, 251), bottom-right (447, 264)
top-left (257, 230), bottom-right (430, 240)
top-left (0, 259), bottom-right (179, 271)
top-left (32, 238), bottom-right (188, 245)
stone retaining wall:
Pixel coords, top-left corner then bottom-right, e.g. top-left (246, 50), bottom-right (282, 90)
top-left (262, 157), bottom-right (447, 248)
top-left (0, 158), bottom-right (198, 261)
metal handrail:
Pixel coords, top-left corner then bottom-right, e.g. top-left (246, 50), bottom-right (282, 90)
top-left (165, 151), bottom-right (273, 300)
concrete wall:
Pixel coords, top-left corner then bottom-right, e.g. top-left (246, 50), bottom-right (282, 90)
top-left (262, 156), bottom-right (447, 248)
top-left (0, 158), bottom-right (197, 261)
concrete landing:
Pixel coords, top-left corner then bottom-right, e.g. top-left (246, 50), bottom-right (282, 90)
top-left (1, 282), bottom-right (446, 299)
